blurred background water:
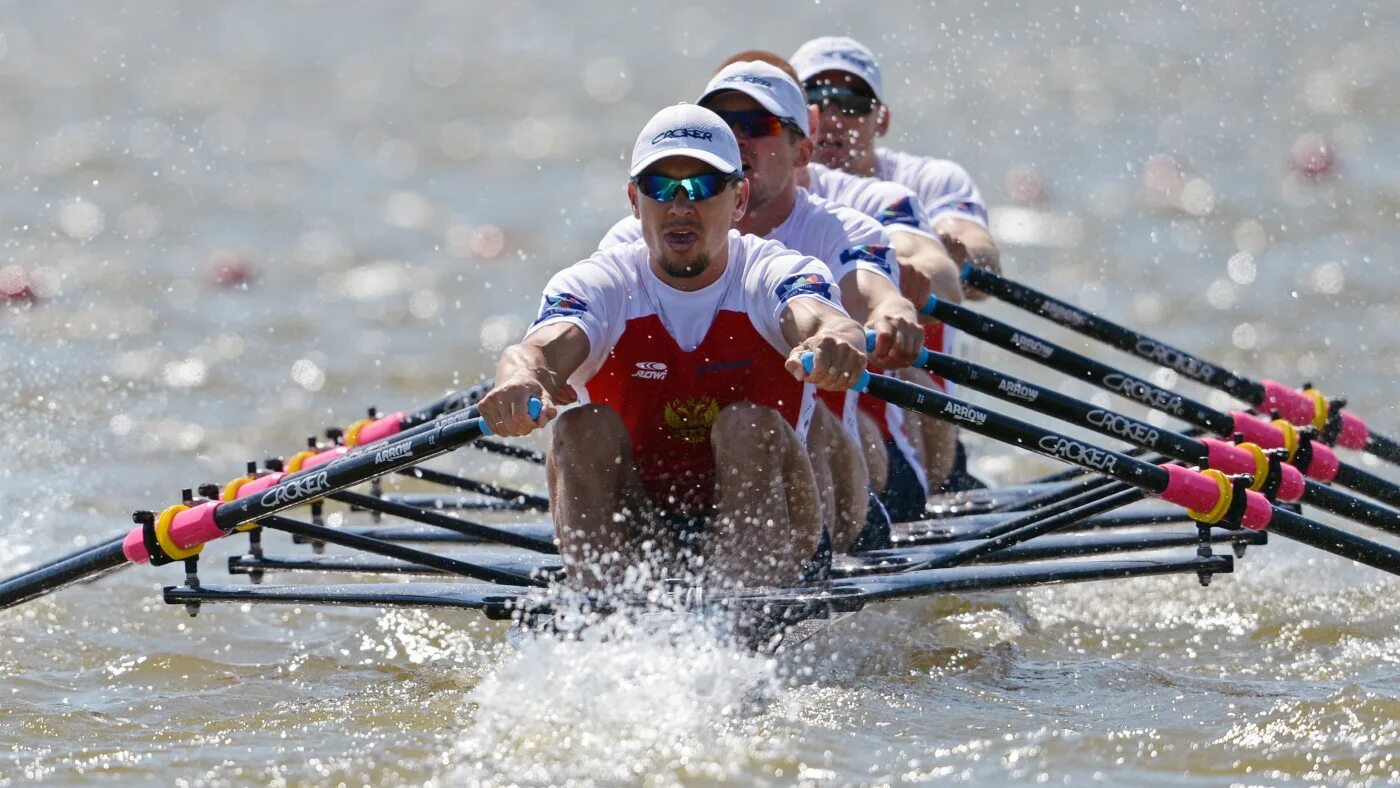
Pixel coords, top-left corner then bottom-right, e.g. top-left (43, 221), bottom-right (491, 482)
top-left (1, 1), bottom-right (1397, 785)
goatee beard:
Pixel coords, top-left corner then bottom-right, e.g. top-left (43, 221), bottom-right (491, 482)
top-left (658, 253), bottom-right (709, 278)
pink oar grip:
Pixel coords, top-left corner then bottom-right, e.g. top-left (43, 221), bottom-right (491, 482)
top-left (1158, 464), bottom-right (1273, 530)
top-left (1338, 411), bottom-right (1369, 450)
top-left (301, 446), bottom-right (347, 471)
top-left (1306, 440), bottom-right (1340, 483)
top-left (1229, 411), bottom-right (1285, 449)
top-left (1199, 438), bottom-right (1305, 502)
top-left (233, 472), bottom-right (287, 499)
top-left (356, 412), bottom-right (408, 445)
top-left (121, 501), bottom-right (223, 564)
top-left (1260, 380), bottom-right (1316, 426)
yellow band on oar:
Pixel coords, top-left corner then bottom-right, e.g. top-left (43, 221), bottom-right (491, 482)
top-left (1272, 419), bottom-right (1299, 462)
top-left (1237, 442), bottom-right (1271, 492)
top-left (1304, 388), bottom-right (1330, 431)
top-left (222, 475), bottom-right (253, 502)
top-left (154, 504), bottom-right (204, 561)
top-left (286, 450), bottom-right (316, 474)
top-left (345, 418), bottom-right (374, 447)
top-left (1187, 468), bottom-right (1234, 525)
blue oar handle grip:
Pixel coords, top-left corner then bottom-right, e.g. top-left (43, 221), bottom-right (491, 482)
top-left (921, 294), bottom-right (938, 317)
top-left (798, 352), bottom-right (870, 392)
top-left (479, 397), bottom-right (544, 436)
top-left (863, 329), bottom-right (930, 367)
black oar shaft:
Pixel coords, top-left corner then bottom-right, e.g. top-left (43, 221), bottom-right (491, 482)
top-left (926, 298), bottom-right (1400, 511)
top-left (863, 373), bottom-right (1400, 575)
top-left (919, 350), bottom-right (1400, 535)
top-left (330, 490), bottom-right (556, 553)
top-left (0, 540), bottom-right (128, 609)
top-left (962, 264), bottom-right (1262, 401)
top-left (257, 515), bottom-right (543, 586)
top-left (394, 466), bottom-right (550, 511)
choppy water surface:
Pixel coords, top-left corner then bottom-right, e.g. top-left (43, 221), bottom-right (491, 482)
top-left (2, 2), bottom-right (1397, 785)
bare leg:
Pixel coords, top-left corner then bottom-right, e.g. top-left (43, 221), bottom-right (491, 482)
top-left (857, 410), bottom-right (889, 495)
top-left (898, 368), bottom-right (958, 491)
top-left (806, 402), bottom-right (870, 554)
top-left (704, 402), bottom-right (823, 589)
top-left (548, 404), bottom-right (661, 591)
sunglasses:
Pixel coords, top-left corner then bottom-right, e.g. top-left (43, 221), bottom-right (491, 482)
top-left (804, 85), bottom-right (879, 117)
top-left (632, 172), bottom-right (738, 202)
top-left (711, 110), bottom-right (802, 139)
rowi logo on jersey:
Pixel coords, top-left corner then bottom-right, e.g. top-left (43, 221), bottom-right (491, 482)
top-left (996, 378), bottom-right (1039, 403)
top-left (259, 471), bottom-right (331, 509)
top-left (875, 197), bottom-right (921, 229)
top-left (774, 272), bottom-right (834, 303)
top-left (839, 244), bottom-right (893, 275)
top-left (940, 400), bottom-right (987, 426)
top-left (633, 361), bottom-right (668, 380)
top-left (535, 292), bottom-right (589, 325)
top-left (1037, 436), bottom-right (1118, 472)
top-left (663, 397), bottom-right (719, 443)
top-left (1010, 333), bottom-right (1055, 359)
top-left (651, 128), bottom-right (714, 144)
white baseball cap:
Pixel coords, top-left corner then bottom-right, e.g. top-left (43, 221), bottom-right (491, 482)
top-left (697, 61), bottom-right (811, 138)
top-left (791, 36), bottom-right (884, 102)
top-left (629, 104), bottom-right (743, 177)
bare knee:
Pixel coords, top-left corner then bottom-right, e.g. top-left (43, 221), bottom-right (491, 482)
top-left (712, 401), bottom-right (790, 451)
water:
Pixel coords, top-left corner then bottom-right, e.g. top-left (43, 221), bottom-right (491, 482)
top-left (2, 1), bottom-right (1398, 784)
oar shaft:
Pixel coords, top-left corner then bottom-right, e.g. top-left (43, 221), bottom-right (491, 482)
top-left (962, 264), bottom-right (1261, 401)
top-left (858, 372), bottom-right (1400, 575)
top-left (0, 540), bottom-right (128, 610)
top-left (963, 265), bottom-right (1398, 463)
top-left (917, 348), bottom-right (1400, 535)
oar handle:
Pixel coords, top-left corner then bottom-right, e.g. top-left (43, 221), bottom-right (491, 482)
top-left (798, 352), bottom-right (871, 391)
top-left (479, 398), bottom-right (543, 436)
top-left (863, 329), bottom-right (929, 367)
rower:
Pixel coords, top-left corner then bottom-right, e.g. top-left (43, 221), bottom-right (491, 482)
top-left (793, 35), bottom-right (1003, 491)
top-left (479, 104), bottom-right (869, 591)
top-left (708, 51), bottom-right (967, 518)
top-left (600, 61), bottom-right (924, 541)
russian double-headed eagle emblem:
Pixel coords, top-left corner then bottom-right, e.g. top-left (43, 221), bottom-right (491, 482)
top-left (662, 397), bottom-right (719, 443)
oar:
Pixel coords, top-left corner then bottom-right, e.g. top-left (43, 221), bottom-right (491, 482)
top-left (961, 265), bottom-right (1400, 466)
top-left (922, 296), bottom-right (1400, 511)
top-left (0, 401), bottom-right (541, 610)
top-left (801, 354), bottom-right (1400, 575)
top-left (896, 339), bottom-right (1400, 536)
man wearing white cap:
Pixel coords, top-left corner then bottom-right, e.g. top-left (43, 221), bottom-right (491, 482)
top-left (791, 36), bottom-right (1001, 293)
top-left (601, 60), bottom-right (932, 539)
top-left (480, 104), bottom-right (868, 590)
top-left (793, 36), bottom-right (1002, 491)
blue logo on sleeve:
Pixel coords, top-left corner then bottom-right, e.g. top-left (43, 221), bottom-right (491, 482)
top-left (774, 272), bottom-right (834, 303)
top-left (839, 244), bottom-right (893, 275)
top-left (534, 291), bottom-right (590, 324)
top-left (875, 197), bottom-right (921, 229)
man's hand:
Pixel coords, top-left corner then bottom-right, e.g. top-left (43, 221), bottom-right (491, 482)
top-left (897, 257), bottom-right (933, 307)
top-left (866, 302), bottom-right (923, 370)
top-left (786, 332), bottom-right (868, 391)
top-left (934, 218), bottom-right (1001, 302)
top-left (477, 375), bottom-right (566, 437)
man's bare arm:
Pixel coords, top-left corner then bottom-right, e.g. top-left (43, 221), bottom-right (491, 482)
top-left (932, 217), bottom-right (1001, 301)
top-left (779, 298), bottom-right (868, 391)
top-left (478, 322), bottom-right (590, 437)
top-left (889, 229), bottom-right (963, 308)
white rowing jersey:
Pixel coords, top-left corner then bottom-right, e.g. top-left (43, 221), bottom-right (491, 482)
top-left (875, 148), bottom-right (989, 228)
top-left (529, 231), bottom-right (845, 514)
top-left (600, 189), bottom-right (898, 440)
top-left (805, 162), bottom-right (939, 241)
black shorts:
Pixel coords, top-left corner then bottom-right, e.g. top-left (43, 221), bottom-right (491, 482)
top-left (880, 438), bottom-right (930, 523)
